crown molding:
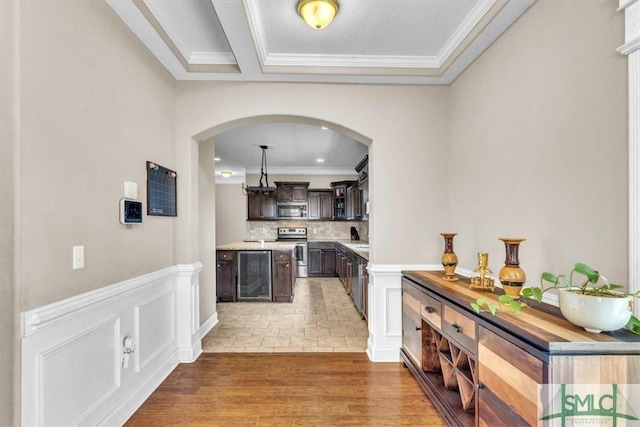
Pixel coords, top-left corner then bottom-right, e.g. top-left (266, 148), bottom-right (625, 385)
top-left (244, 166), bottom-right (358, 175)
top-left (189, 52), bottom-right (237, 65)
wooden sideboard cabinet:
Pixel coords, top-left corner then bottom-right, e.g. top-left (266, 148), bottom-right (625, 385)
top-left (401, 271), bottom-right (640, 427)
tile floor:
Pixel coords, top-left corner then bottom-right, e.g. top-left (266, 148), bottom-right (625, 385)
top-left (202, 277), bottom-right (369, 353)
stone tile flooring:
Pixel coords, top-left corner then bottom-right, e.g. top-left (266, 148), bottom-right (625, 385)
top-left (202, 277), bottom-right (369, 353)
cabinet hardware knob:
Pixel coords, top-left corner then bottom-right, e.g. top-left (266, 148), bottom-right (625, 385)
top-left (452, 324), bottom-right (462, 333)
top-left (425, 306), bottom-right (434, 313)
top-left (478, 383), bottom-right (485, 389)
top-left (415, 326), bottom-right (422, 331)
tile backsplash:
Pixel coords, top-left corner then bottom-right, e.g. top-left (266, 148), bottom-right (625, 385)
top-left (247, 221), bottom-right (369, 242)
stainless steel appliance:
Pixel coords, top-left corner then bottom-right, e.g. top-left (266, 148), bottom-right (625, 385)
top-left (277, 227), bottom-right (308, 278)
top-left (237, 251), bottom-right (272, 301)
top-left (277, 203), bottom-right (307, 219)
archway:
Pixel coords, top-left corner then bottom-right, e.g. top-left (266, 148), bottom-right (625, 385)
top-left (191, 114), bottom-right (373, 351)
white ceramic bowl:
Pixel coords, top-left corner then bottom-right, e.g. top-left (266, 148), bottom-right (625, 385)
top-left (558, 288), bottom-right (633, 333)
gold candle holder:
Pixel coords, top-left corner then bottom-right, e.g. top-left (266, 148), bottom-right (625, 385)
top-left (469, 252), bottom-right (495, 291)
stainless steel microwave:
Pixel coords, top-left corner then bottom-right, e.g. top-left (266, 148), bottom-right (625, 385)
top-left (277, 204), bottom-right (307, 219)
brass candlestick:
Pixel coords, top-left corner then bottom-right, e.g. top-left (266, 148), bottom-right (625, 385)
top-left (469, 252), bottom-right (495, 291)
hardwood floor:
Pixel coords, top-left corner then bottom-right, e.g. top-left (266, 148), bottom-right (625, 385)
top-left (126, 353), bottom-right (446, 426)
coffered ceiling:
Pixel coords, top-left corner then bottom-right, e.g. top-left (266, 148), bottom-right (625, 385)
top-left (106, 0), bottom-right (534, 181)
top-left (107, 0), bottom-right (534, 85)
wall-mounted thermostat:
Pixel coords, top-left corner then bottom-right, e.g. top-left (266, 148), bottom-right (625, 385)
top-left (120, 199), bottom-right (143, 224)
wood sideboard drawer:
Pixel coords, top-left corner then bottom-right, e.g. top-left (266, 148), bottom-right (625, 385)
top-left (216, 250), bottom-right (235, 261)
top-left (420, 293), bottom-right (442, 329)
top-left (443, 305), bottom-right (477, 355)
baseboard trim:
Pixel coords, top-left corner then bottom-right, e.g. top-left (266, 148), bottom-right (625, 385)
top-left (199, 311), bottom-right (219, 339)
top-left (98, 350), bottom-right (179, 426)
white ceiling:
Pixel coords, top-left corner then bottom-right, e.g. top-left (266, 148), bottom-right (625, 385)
top-left (106, 0), bottom-right (534, 182)
top-left (213, 122), bottom-right (368, 183)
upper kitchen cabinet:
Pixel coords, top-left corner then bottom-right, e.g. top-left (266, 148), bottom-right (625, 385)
top-left (346, 183), bottom-right (363, 221)
top-left (355, 155), bottom-right (369, 222)
top-left (247, 190), bottom-right (277, 220)
top-left (275, 182), bottom-right (309, 203)
top-left (308, 189), bottom-right (333, 220)
top-left (331, 181), bottom-right (357, 221)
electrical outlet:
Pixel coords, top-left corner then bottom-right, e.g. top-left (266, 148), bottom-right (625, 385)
top-left (73, 246), bottom-right (84, 270)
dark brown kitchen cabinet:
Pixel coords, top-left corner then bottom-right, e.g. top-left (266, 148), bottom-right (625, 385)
top-left (307, 190), bottom-right (333, 220)
top-left (361, 264), bottom-right (368, 320)
top-left (346, 183), bottom-right (363, 220)
top-left (275, 182), bottom-right (309, 203)
top-left (247, 190), bottom-right (277, 220)
top-left (308, 242), bottom-right (336, 276)
top-left (272, 250), bottom-right (295, 302)
top-left (216, 250), bottom-right (236, 302)
top-left (330, 181), bottom-right (356, 220)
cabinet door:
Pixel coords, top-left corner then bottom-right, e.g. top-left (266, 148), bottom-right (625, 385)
top-left (320, 192), bottom-right (333, 220)
top-left (308, 192), bottom-right (320, 220)
top-left (308, 248), bottom-right (322, 275)
top-left (247, 192), bottom-right (262, 220)
top-left (216, 260), bottom-right (236, 302)
top-left (322, 249), bottom-right (336, 275)
top-left (272, 251), bottom-right (292, 302)
top-left (401, 279), bottom-right (423, 367)
top-left (277, 185), bottom-right (292, 202)
top-left (292, 186), bottom-right (308, 202)
top-left (478, 326), bottom-right (546, 426)
top-left (361, 268), bottom-right (368, 320)
top-left (261, 193), bottom-right (277, 219)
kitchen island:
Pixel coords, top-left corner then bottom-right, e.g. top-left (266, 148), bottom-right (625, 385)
top-left (216, 241), bottom-right (297, 303)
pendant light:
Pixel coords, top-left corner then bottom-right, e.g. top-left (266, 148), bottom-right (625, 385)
top-left (297, 0), bottom-right (339, 30)
top-left (241, 145), bottom-right (276, 195)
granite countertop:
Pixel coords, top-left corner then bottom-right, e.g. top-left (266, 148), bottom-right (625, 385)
top-left (217, 241), bottom-right (296, 251)
top-left (336, 240), bottom-right (370, 261)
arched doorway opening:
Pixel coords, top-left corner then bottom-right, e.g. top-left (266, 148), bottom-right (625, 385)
top-left (191, 114), bottom-right (373, 353)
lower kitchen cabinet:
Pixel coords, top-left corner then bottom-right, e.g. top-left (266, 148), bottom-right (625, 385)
top-left (272, 250), bottom-right (296, 302)
top-left (216, 250), bottom-right (236, 302)
top-left (308, 242), bottom-right (336, 276)
top-left (401, 270), bottom-right (640, 427)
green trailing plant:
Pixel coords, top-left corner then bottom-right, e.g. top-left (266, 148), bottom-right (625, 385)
top-left (471, 262), bottom-right (640, 335)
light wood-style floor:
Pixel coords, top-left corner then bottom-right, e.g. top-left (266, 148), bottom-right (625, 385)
top-left (125, 353), bottom-right (446, 426)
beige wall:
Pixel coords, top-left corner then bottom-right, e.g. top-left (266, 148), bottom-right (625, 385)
top-left (17, 0), bottom-right (177, 310)
top-left (175, 84), bottom-right (451, 324)
top-left (215, 183), bottom-right (248, 246)
top-left (1, 1), bottom-right (16, 423)
top-left (449, 0), bottom-right (628, 285)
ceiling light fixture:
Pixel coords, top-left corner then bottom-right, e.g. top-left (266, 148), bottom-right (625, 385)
top-left (297, 0), bottom-right (339, 30)
top-left (220, 171), bottom-right (232, 178)
top-left (214, 157), bottom-right (221, 161)
top-left (317, 159), bottom-right (325, 163)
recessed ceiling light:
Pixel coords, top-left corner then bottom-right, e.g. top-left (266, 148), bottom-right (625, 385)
top-left (317, 159), bottom-right (325, 163)
top-left (214, 157), bottom-right (221, 161)
top-left (321, 126), bottom-right (328, 130)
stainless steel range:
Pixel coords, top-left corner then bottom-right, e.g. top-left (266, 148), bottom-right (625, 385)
top-left (277, 227), bottom-right (308, 278)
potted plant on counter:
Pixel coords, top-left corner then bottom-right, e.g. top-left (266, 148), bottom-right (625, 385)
top-left (472, 262), bottom-right (640, 335)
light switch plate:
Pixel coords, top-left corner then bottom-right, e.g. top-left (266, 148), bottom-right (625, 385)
top-left (73, 246), bottom-right (84, 270)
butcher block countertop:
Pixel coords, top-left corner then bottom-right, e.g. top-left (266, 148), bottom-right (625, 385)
top-left (216, 241), bottom-right (296, 251)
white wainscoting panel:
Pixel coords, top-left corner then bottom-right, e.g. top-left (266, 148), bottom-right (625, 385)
top-left (21, 262), bottom-right (203, 427)
top-left (366, 264), bottom-right (440, 362)
top-left (135, 289), bottom-right (175, 372)
top-left (39, 318), bottom-right (120, 427)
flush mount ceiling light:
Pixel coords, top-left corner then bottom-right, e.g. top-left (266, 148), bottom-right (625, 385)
top-left (297, 0), bottom-right (339, 30)
top-left (220, 171), bottom-right (232, 178)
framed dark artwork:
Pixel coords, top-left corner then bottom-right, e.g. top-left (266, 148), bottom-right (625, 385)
top-left (146, 161), bottom-right (177, 217)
